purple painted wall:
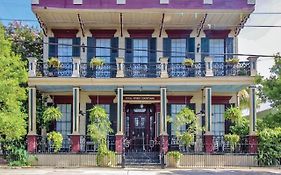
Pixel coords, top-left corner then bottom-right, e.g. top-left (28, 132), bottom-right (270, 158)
top-left (32, 0), bottom-right (254, 10)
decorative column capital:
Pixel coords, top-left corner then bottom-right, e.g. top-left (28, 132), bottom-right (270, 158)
top-left (116, 57), bottom-right (125, 78)
top-left (28, 57), bottom-right (38, 77)
top-left (204, 56), bottom-right (214, 77)
top-left (247, 56), bottom-right (258, 76)
top-left (160, 57), bottom-right (169, 78)
top-left (72, 57), bottom-right (81, 77)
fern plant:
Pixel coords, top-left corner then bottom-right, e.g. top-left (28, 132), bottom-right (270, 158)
top-left (47, 131), bottom-right (63, 153)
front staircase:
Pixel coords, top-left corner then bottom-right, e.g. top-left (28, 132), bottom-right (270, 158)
top-left (124, 152), bottom-right (161, 167)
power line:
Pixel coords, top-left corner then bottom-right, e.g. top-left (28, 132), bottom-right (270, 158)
top-left (9, 39), bottom-right (278, 59)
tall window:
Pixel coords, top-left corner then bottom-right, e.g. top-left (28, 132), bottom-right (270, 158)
top-left (171, 39), bottom-right (186, 63)
top-left (209, 39), bottom-right (225, 62)
top-left (171, 104), bottom-right (186, 135)
top-left (58, 38), bottom-right (73, 76)
top-left (56, 104), bottom-right (72, 150)
top-left (133, 39), bottom-right (148, 63)
top-left (211, 104), bottom-right (225, 136)
top-left (96, 39), bottom-right (111, 63)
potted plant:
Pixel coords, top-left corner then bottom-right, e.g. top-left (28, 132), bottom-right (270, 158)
top-left (224, 107), bottom-right (242, 123)
top-left (47, 57), bottom-right (60, 77)
top-left (87, 105), bottom-right (114, 167)
top-left (167, 151), bottom-right (183, 168)
top-left (182, 58), bottom-right (194, 67)
top-left (226, 58), bottom-right (239, 65)
top-left (224, 134), bottom-right (240, 152)
top-left (47, 131), bottom-right (63, 153)
top-left (90, 57), bottom-right (104, 68)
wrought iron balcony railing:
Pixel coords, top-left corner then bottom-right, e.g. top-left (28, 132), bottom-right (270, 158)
top-left (29, 57), bottom-right (256, 78)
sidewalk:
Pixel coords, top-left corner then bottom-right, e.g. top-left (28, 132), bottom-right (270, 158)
top-left (0, 167), bottom-right (281, 175)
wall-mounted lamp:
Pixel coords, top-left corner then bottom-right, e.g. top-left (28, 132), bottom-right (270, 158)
top-left (82, 43), bottom-right (86, 53)
top-left (197, 43), bottom-right (201, 53)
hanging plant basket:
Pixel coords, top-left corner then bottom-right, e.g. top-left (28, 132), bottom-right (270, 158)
top-left (47, 57), bottom-right (60, 77)
top-left (90, 57), bottom-right (104, 68)
top-left (182, 58), bottom-right (194, 67)
top-left (226, 58), bottom-right (239, 65)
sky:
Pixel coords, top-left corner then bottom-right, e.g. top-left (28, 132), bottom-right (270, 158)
top-left (0, 0), bottom-right (280, 111)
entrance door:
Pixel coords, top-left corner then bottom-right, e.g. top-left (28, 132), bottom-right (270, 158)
top-left (125, 104), bottom-right (158, 152)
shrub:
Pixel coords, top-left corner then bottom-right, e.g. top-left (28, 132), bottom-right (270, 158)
top-left (180, 132), bottom-right (194, 147)
top-left (47, 131), bottom-right (63, 153)
top-left (224, 107), bottom-right (242, 123)
top-left (257, 128), bottom-right (281, 166)
top-left (6, 146), bottom-right (37, 166)
top-left (96, 144), bottom-right (116, 167)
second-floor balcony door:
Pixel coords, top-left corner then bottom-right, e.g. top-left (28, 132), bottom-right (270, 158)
top-left (132, 39), bottom-right (148, 77)
top-left (58, 38), bottom-right (73, 77)
top-left (95, 39), bottom-right (111, 78)
top-left (170, 39), bottom-right (187, 77)
top-left (209, 39), bottom-right (226, 76)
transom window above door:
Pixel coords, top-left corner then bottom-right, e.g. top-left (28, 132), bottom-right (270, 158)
top-left (171, 39), bottom-right (186, 63)
top-left (209, 39), bottom-right (225, 62)
top-left (133, 39), bottom-right (148, 63)
top-left (96, 39), bottom-right (111, 63)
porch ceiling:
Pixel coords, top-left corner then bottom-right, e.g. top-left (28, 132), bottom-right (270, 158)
top-left (33, 8), bottom-right (252, 31)
top-left (35, 84), bottom-right (247, 93)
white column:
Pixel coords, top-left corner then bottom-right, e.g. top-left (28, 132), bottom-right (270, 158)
top-left (72, 87), bottom-right (80, 134)
top-left (28, 87), bottom-right (37, 135)
top-left (204, 87), bottom-right (212, 134)
top-left (157, 37), bottom-right (163, 60)
top-left (28, 57), bottom-right (37, 77)
top-left (195, 37), bottom-right (201, 63)
top-left (119, 37), bottom-right (125, 58)
top-left (160, 87), bottom-right (167, 135)
top-left (204, 56), bottom-right (214, 77)
top-left (117, 87), bottom-right (124, 134)
top-left (72, 57), bottom-right (81, 77)
top-left (249, 85), bottom-right (257, 135)
top-left (81, 37), bottom-right (87, 63)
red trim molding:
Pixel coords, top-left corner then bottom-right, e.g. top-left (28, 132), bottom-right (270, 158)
top-left (90, 29), bottom-right (117, 38)
top-left (167, 96), bottom-right (193, 104)
top-left (212, 96), bottom-right (232, 104)
top-left (89, 95), bottom-right (115, 104)
top-left (52, 29), bottom-right (79, 38)
top-left (165, 29), bottom-right (192, 39)
top-left (53, 96), bottom-right (73, 104)
top-left (204, 30), bottom-right (231, 39)
top-left (127, 29), bottom-right (154, 38)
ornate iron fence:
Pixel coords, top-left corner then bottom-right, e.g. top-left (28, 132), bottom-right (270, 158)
top-left (168, 135), bottom-right (249, 154)
top-left (124, 63), bottom-right (161, 78)
top-left (80, 63), bottom-right (117, 78)
top-left (213, 62), bottom-right (251, 76)
top-left (168, 63), bottom-right (206, 78)
top-left (37, 62), bottom-right (73, 77)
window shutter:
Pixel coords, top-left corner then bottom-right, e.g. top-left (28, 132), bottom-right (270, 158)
top-left (201, 38), bottom-right (209, 62)
top-left (167, 104), bottom-right (172, 136)
top-left (87, 37), bottom-right (96, 77)
top-left (110, 104), bottom-right (117, 134)
top-left (188, 38), bottom-right (195, 60)
top-left (125, 38), bottom-right (133, 63)
top-left (48, 37), bottom-right (58, 58)
top-left (111, 37), bottom-right (119, 63)
top-left (226, 37), bottom-right (234, 59)
top-left (163, 38), bottom-right (171, 59)
top-left (149, 38), bottom-right (157, 77)
top-left (72, 37), bottom-right (81, 57)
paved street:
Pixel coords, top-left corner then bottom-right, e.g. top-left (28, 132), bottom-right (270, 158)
top-left (0, 168), bottom-right (281, 175)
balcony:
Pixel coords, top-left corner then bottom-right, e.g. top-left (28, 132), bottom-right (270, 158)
top-left (28, 57), bottom-right (257, 79)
